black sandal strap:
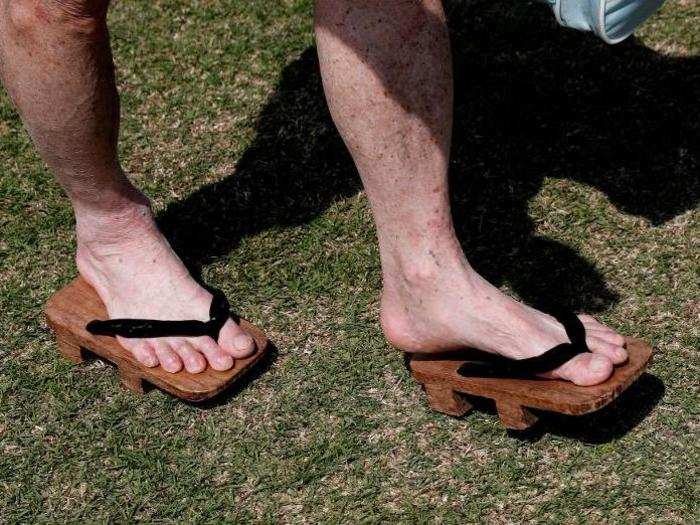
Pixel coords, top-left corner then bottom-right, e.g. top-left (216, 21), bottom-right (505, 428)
top-left (458, 310), bottom-right (590, 378)
top-left (85, 291), bottom-right (231, 340)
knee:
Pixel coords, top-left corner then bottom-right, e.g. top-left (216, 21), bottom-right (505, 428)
top-left (6, 0), bottom-right (110, 38)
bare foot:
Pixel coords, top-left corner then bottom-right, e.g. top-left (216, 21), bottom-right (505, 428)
top-left (75, 198), bottom-right (256, 373)
top-left (381, 253), bottom-right (628, 386)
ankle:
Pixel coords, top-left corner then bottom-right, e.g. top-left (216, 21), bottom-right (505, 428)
top-left (74, 191), bottom-right (156, 249)
top-left (382, 240), bottom-right (475, 292)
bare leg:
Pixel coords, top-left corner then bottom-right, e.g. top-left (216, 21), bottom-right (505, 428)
top-left (0, 0), bottom-right (255, 373)
top-left (315, 0), bottom-right (627, 385)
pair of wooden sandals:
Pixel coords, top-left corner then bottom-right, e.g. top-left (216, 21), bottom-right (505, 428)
top-left (46, 278), bottom-right (652, 429)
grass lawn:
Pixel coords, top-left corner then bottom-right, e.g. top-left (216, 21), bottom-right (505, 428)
top-left (1, 0), bottom-right (698, 522)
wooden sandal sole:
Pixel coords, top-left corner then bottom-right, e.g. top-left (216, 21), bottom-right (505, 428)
top-left (45, 277), bottom-right (269, 402)
top-left (409, 338), bottom-right (653, 429)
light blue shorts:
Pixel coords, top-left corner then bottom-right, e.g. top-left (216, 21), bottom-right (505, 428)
top-left (544, 0), bottom-right (666, 44)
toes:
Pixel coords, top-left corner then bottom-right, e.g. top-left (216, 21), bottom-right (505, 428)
top-left (125, 337), bottom-right (235, 373)
top-left (588, 329), bottom-right (626, 348)
top-left (126, 340), bottom-right (159, 368)
top-left (151, 341), bottom-right (183, 373)
top-left (586, 331), bottom-right (628, 364)
top-left (172, 340), bottom-right (207, 374)
top-left (218, 319), bottom-right (256, 358)
top-left (579, 314), bottom-right (606, 330)
top-left (554, 353), bottom-right (614, 386)
top-left (194, 337), bottom-right (234, 371)
top-left (578, 315), bottom-right (628, 364)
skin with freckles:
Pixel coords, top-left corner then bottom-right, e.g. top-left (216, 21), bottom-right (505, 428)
top-left (315, 0), bottom-right (628, 386)
top-left (1, 0), bottom-right (627, 383)
top-left (0, 0), bottom-right (256, 373)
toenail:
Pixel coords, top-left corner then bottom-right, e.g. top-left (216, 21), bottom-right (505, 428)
top-left (234, 334), bottom-right (254, 350)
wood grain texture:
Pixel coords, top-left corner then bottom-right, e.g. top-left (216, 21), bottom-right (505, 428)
top-left (495, 400), bottom-right (539, 430)
top-left (45, 277), bottom-right (269, 402)
top-left (410, 338), bottom-right (653, 429)
top-left (423, 383), bottom-right (472, 416)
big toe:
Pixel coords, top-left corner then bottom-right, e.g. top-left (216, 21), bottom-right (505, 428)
top-left (552, 353), bottom-right (614, 386)
top-left (218, 319), bottom-right (256, 358)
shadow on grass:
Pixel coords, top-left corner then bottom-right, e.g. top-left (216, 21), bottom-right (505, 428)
top-left (160, 1), bottom-right (698, 315)
top-left (513, 373), bottom-right (666, 443)
top-left (157, 2), bottom-right (695, 428)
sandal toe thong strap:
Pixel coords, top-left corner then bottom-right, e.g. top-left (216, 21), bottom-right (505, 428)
top-left (459, 310), bottom-right (590, 377)
top-left (86, 291), bottom-right (231, 340)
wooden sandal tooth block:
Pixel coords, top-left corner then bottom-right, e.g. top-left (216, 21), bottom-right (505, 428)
top-left (45, 277), bottom-right (269, 402)
top-left (409, 338), bottom-right (653, 430)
